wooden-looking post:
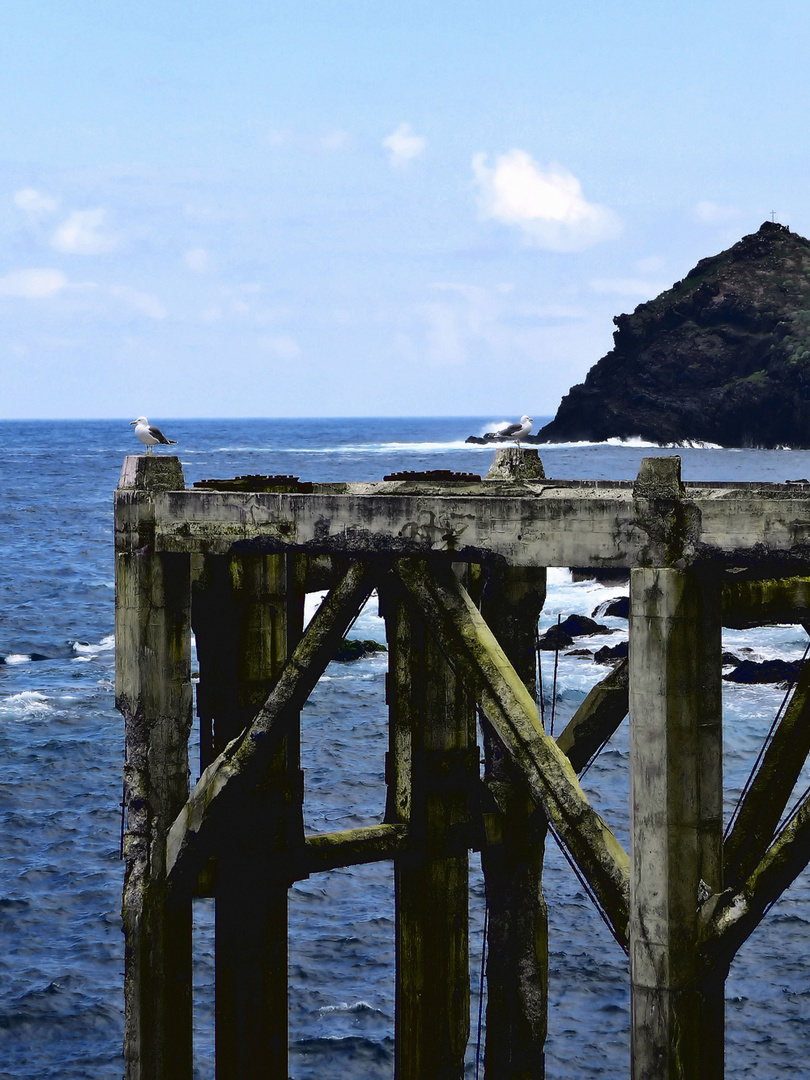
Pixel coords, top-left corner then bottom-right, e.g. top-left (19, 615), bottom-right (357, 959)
top-left (480, 564), bottom-right (548, 1080)
top-left (116, 455), bottom-right (193, 1080)
top-left (193, 553), bottom-right (304, 1080)
top-left (629, 568), bottom-right (723, 1080)
top-left (383, 572), bottom-right (475, 1080)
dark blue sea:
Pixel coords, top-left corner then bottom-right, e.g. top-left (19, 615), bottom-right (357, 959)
top-left (2, 417), bottom-right (810, 1078)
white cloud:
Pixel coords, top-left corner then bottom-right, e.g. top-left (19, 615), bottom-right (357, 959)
top-left (0, 268), bottom-right (68, 298)
top-left (258, 335), bottom-right (301, 360)
top-left (472, 150), bottom-right (622, 252)
top-left (14, 187), bottom-right (60, 217)
top-left (51, 208), bottom-right (117, 254)
top-left (382, 123), bottom-right (427, 167)
top-left (183, 247), bottom-right (210, 273)
top-left (109, 285), bottom-right (167, 319)
top-left (591, 277), bottom-right (665, 298)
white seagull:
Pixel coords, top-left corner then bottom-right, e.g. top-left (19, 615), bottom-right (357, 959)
top-left (495, 415), bottom-right (534, 450)
top-left (130, 416), bottom-right (178, 455)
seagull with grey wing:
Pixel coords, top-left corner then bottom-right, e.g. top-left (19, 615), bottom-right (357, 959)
top-left (130, 416), bottom-right (178, 455)
top-left (487, 415), bottom-right (534, 450)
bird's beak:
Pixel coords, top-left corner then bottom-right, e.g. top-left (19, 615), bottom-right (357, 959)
top-left (129, 420), bottom-right (137, 425)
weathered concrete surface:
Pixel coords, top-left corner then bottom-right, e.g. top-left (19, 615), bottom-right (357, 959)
top-left (145, 479), bottom-right (810, 573)
top-left (485, 446), bottom-right (546, 481)
top-left (119, 454), bottom-right (185, 494)
top-left (629, 568), bottom-right (723, 1080)
top-left (116, 459), bottom-right (193, 1080)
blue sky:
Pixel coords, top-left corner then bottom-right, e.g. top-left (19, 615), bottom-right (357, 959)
top-left (2, 0), bottom-right (809, 419)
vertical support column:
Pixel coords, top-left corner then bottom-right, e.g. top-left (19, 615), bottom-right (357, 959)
top-left (383, 572), bottom-right (474, 1080)
top-left (480, 565), bottom-right (548, 1080)
top-left (115, 455), bottom-right (193, 1080)
top-left (194, 553), bottom-right (304, 1080)
top-left (629, 568), bottom-right (723, 1080)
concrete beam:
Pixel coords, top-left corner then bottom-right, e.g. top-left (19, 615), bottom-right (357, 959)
top-left (133, 477), bottom-right (810, 573)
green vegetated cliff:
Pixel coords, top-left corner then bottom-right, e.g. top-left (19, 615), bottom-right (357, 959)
top-left (537, 221), bottom-right (810, 448)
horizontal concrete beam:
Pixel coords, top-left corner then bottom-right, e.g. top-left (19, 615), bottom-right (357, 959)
top-left (113, 482), bottom-right (810, 571)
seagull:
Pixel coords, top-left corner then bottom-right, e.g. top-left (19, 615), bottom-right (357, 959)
top-left (489, 415), bottom-right (534, 450)
top-left (130, 416), bottom-right (178, 455)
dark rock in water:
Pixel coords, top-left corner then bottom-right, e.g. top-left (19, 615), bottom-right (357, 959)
top-left (722, 651), bottom-right (743, 668)
top-left (466, 432), bottom-right (543, 445)
top-left (565, 648), bottom-right (594, 658)
top-left (723, 658), bottom-right (804, 684)
top-left (538, 615), bottom-right (613, 650)
top-left (594, 641), bottom-right (629, 664)
top-left (536, 222), bottom-right (810, 448)
top-left (571, 567), bottom-right (630, 585)
top-left (557, 614), bottom-right (613, 637)
top-left (333, 639), bottom-right (387, 662)
top-left (537, 626), bottom-right (575, 650)
top-left (592, 596), bottom-right (630, 620)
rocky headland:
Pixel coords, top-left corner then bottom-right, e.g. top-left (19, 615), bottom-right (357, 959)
top-left (536, 221), bottom-right (810, 448)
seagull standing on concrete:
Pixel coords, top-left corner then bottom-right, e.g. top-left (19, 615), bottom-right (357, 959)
top-left (130, 416), bottom-right (178, 455)
top-left (495, 415), bottom-right (534, 450)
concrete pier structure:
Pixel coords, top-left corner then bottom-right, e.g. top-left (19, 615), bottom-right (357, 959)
top-left (115, 451), bottom-right (810, 1079)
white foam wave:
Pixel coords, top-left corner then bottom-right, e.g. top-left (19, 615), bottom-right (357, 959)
top-left (3, 653), bottom-right (34, 665)
top-left (72, 634), bottom-right (115, 657)
top-left (535, 437), bottom-right (724, 450)
top-left (317, 1000), bottom-right (380, 1016)
top-left (192, 440), bottom-right (494, 455)
top-left (0, 691), bottom-right (53, 716)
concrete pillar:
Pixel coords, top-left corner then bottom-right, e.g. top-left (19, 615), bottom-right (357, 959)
top-left (383, 585), bottom-right (474, 1080)
top-left (115, 455), bottom-right (193, 1080)
top-left (629, 568), bottom-right (723, 1080)
top-left (480, 564), bottom-right (548, 1080)
top-left (192, 553), bottom-right (304, 1080)
top-left (485, 447), bottom-right (546, 482)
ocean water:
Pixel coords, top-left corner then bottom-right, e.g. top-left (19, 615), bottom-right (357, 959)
top-left (2, 417), bottom-right (810, 1078)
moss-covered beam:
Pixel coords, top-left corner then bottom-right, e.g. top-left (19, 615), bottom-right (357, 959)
top-left (391, 557), bottom-right (630, 947)
top-left (302, 823), bottom-right (410, 875)
top-left (556, 659), bottom-right (629, 774)
top-left (703, 790), bottom-right (810, 970)
top-left (722, 575), bottom-right (810, 628)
